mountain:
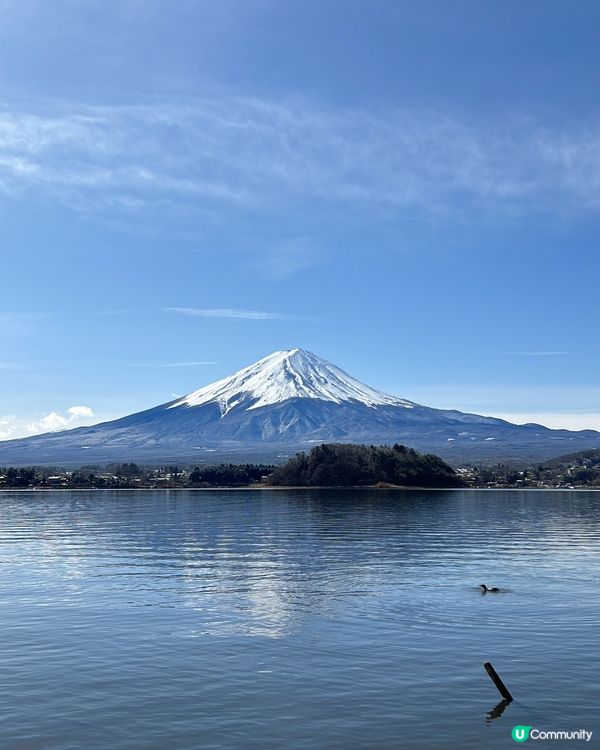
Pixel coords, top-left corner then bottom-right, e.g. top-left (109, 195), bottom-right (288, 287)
top-left (1, 348), bottom-right (599, 466)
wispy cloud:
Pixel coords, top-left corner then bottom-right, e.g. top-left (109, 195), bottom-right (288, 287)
top-left (257, 238), bottom-right (323, 280)
top-left (164, 307), bottom-right (289, 320)
top-left (2, 97), bottom-right (600, 219)
top-left (94, 307), bottom-right (150, 315)
top-left (94, 306), bottom-right (308, 321)
top-left (502, 351), bottom-right (569, 356)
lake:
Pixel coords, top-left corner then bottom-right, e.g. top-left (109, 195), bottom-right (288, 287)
top-left (0, 489), bottom-right (598, 749)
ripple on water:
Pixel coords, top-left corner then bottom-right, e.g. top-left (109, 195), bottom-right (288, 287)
top-left (0, 488), bottom-right (599, 749)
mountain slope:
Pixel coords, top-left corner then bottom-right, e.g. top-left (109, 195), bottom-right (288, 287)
top-left (1, 348), bottom-right (599, 465)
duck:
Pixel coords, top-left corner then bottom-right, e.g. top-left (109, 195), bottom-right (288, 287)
top-left (479, 583), bottom-right (500, 593)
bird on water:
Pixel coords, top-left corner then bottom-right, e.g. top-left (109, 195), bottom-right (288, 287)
top-left (479, 583), bottom-right (500, 593)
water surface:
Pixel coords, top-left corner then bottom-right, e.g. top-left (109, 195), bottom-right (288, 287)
top-left (0, 489), bottom-right (598, 748)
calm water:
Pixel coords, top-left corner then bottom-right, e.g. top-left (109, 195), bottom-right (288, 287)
top-left (0, 489), bottom-right (599, 749)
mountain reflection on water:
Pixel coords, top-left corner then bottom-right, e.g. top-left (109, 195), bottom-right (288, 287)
top-left (0, 489), bottom-right (599, 749)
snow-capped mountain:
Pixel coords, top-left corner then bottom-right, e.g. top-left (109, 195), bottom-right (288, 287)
top-left (170, 349), bottom-right (413, 414)
top-left (1, 348), bottom-right (599, 465)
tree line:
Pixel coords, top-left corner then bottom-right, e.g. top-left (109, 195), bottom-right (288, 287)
top-left (6, 443), bottom-right (596, 490)
top-left (0, 462), bottom-right (275, 489)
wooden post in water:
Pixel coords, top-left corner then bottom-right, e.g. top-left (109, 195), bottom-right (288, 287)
top-left (483, 662), bottom-right (513, 702)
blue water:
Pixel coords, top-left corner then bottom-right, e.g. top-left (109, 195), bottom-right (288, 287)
top-left (0, 489), bottom-right (599, 749)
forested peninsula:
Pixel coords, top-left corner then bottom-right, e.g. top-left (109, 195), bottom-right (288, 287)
top-left (267, 443), bottom-right (463, 487)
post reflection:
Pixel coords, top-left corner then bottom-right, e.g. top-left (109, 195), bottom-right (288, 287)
top-left (485, 698), bottom-right (512, 723)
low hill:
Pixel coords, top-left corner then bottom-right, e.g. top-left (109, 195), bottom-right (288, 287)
top-left (467, 447), bottom-right (600, 488)
top-left (267, 443), bottom-right (465, 488)
top-left (539, 448), bottom-right (600, 486)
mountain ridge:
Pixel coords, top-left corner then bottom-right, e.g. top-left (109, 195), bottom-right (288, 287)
top-left (1, 348), bottom-right (599, 466)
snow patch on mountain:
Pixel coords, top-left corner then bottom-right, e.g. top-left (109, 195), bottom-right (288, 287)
top-left (169, 348), bottom-right (414, 416)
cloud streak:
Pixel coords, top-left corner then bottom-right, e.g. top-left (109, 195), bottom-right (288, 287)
top-left (94, 307), bottom-right (308, 321)
top-left (164, 307), bottom-right (290, 320)
top-left (1, 97), bottom-right (600, 219)
top-left (502, 351), bottom-right (570, 356)
top-left (127, 361), bottom-right (218, 367)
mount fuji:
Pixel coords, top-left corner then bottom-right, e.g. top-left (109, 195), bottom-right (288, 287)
top-left (1, 348), bottom-right (599, 465)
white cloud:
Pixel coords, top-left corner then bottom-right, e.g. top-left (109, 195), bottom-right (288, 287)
top-left (24, 405), bottom-right (94, 436)
top-left (0, 406), bottom-right (99, 440)
top-left (164, 307), bottom-right (288, 320)
top-left (0, 416), bottom-right (18, 440)
top-left (67, 405), bottom-right (94, 418)
top-left (1, 97), bottom-right (600, 219)
top-left (27, 411), bottom-right (71, 432)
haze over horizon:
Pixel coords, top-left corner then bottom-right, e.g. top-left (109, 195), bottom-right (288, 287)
top-left (1, 1), bottom-right (599, 440)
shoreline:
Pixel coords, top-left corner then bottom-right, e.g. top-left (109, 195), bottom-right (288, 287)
top-left (0, 485), bottom-right (598, 492)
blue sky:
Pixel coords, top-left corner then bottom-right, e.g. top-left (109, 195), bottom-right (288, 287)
top-left (1, 0), bottom-right (600, 439)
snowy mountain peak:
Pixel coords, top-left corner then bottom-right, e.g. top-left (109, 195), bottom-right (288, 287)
top-left (169, 348), bottom-right (413, 416)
